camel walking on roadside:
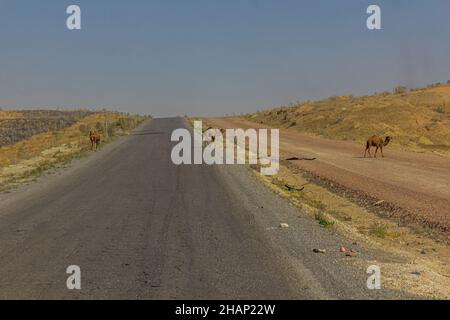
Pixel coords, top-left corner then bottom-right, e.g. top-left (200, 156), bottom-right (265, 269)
top-left (364, 135), bottom-right (391, 158)
top-left (89, 131), bottom-right (101, 151)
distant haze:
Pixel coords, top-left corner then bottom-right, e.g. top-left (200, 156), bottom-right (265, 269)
top-left (1, 0), bottom-right (450, 117)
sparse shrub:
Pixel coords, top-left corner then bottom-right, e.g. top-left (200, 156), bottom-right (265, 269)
top-left (95, 122), bottom-right (104, 134)
top-left (369, 223), bottom-right (389, 238)
top-left (51, 130), bottom-right (64, 141)
top-left (435, 106), bottom-right (445, 114)
top-left (315, 212), bottom-right (335, 228)
top-left (107, 124), bottom-right (115, 137)
top-left (393, 86), bottom-right (408, 94)
top-left (331, 210), bottom-right (352, 222)
top-left (17, 144), bottom-right (29, 160)
top-left (116, 117), bottom-right (134, 130)
top-left (78, 124), bottom-right (90, 135)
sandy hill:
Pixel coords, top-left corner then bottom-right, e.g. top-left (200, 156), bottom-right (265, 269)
top-left (242, 83), bottom-right (450, 156)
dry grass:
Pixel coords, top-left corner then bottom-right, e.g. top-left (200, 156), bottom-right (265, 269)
top-left (0, 111), bottom-right (149, 191)
top-left (243, 83), bottom-right (450, 156)
top-left (253, 164), bottom-right (450, 299)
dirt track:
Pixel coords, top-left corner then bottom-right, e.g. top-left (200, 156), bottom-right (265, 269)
top-left (208, 118), bottom-right (450, 235)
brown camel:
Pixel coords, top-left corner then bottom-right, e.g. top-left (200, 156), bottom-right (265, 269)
top-left (364, 135), bottom-right (391, 158)
top-left (205, 127), bottom-right (226, 142)
top-left (89, 131), bottom-right (101, 151)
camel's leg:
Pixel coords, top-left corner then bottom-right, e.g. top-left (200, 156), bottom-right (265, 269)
top-left (380, 146), bottom-right (384, 158)
top-left (91, 140), bottom-right (94, 150)
top-left (374, 147), bottom-right (379, 158)
top-left (365, 147), bottom-right (372, 158)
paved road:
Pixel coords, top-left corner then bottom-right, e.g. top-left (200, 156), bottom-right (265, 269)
top-left (209, 117), bottom-right (450, 234)
top-left (0, 118), bottom-right (405, 299)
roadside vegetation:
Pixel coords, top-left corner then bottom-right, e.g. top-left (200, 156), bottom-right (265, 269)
top-left (242, 82), bottom-right (450, 156)
top-left (252, 163), bottom-right (450, 299)
top-left (0, 110), bottom-right (149, 191)
top-left (0, 110), bottom-right (93, 147)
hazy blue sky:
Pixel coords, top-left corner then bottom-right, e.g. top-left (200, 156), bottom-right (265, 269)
top-left (0, 0), bottom-right (449, 117)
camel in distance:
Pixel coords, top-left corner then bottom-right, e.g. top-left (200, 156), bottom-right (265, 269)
top-left (89, 131), bottom-right (101, 151)
top-left (205, 127), bottom-right (226, 143)
top-left (364, 135), bottom-right (391, 158)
